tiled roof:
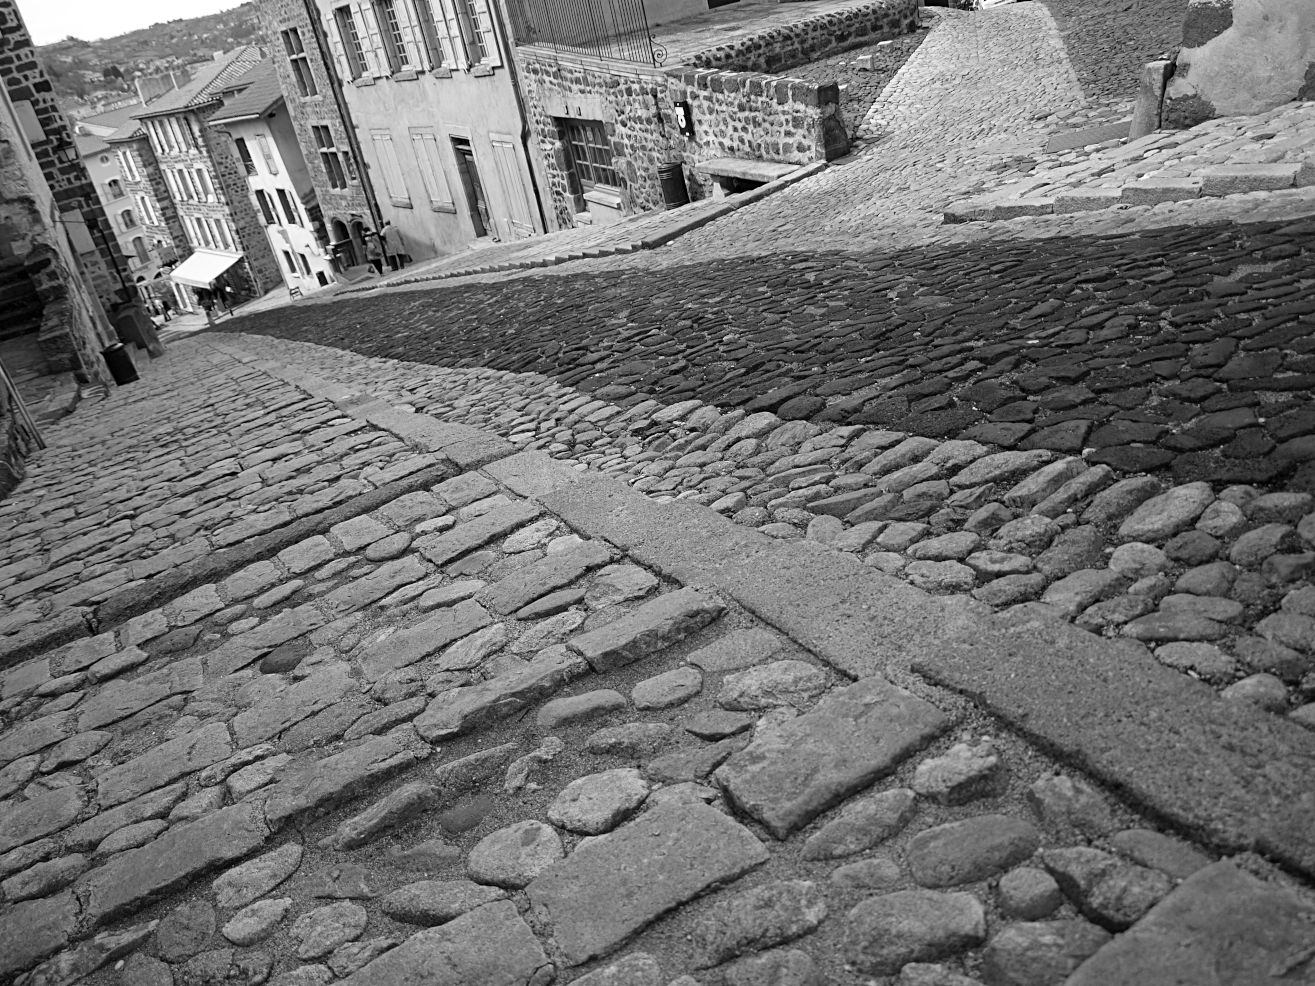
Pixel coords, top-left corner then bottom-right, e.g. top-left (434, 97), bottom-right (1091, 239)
top-left (105, 118), bottom-right (145, 143)
top-left (207, 60), bottom-right (284, 124)
top-left (133, 46), bottom-right (264, 119)
top-left (79, 102), bottom-right (144, 130)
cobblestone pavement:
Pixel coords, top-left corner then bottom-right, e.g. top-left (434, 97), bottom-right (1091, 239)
top-left (947, 102), bottom-right (1315, 224)
top-left (0, 351), bottom-right (444, 662)
top-left (7, 3), bottom-right (1315, 985)
top-left (334, 197), bottom-right (735, 290)
top-left (1039, 0), bottom-right (1189, 105)
top-left (3, 337), bottom-right (1315, 986)
top-left (788, 28), bottom-right (928, 137)
top-left (681, 3), bottom-right (1086, 254)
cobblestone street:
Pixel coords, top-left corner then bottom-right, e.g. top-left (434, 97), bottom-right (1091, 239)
top-left (4, 2), bottom-right (1315, 985)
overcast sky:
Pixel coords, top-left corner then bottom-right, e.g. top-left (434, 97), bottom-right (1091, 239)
top-left (20, 0), bottom-right (248, 46)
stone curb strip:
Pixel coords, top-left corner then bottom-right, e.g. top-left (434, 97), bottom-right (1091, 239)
top-left (41, 337), bottom-right (1315, 883)
top-left (482, 449), bottom-right (1315, 881)
top-left (336, 161), bottom-right (830, 294)
top-left (0, 340), bottom-right (521, 672)
top-left (188, 338), bottom-right (1315, 880)
top-left (0, 461), bottom-right (458, 672)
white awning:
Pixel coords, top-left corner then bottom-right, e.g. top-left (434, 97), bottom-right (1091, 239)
top-left (169, 249), bottom-right (243, 289)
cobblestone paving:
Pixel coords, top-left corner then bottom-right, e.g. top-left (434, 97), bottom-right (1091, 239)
top-left (948, 101), bottom-right (1315, 223)
top-left (8, 3), bottom-right (1315, 983)
top-left (787, 27), bottom-right (928, 138)
top-left (598, 3), bottom-right (1085, 257)
top-left (1039, 0), bottom-right (1189, 104)
top-left (343, 197), bottom-right (734, 289)
top-left (216, 300), bottom-right (1315, 722)
top-left (4, 344), bottom-right (1308, 986)
top-left (0, 352), bottom-right (444, 661)
top-left (231, 218), bottom-right (1315, 491)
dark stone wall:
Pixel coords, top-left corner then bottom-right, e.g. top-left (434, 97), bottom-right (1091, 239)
top-left (0, 0), bottom-right (120, 307)
top-left (517, 0), bottom-right (913, 227)
top-left (683, 0), bottom-right (919, 73)
top-left (200, 106), bottom-right (283, 298)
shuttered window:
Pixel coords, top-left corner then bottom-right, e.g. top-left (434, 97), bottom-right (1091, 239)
top-left (335, 6), bottom-right (368, 78)
top-left (370, 131), bottom-right (411, 206)
top-left (409, 129), bottom-right (454, 210)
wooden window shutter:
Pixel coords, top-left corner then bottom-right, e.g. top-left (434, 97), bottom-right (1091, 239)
top-left (470, 0), bottom-right (501, 66)
top-left (356, 2), bottom-right (388, 77)
top-left (436, 0), bottom-right (469, 68)
top-left (394, 0), bottom-right (426, 69)
top-left (328, 12), bottom-right (353, 78)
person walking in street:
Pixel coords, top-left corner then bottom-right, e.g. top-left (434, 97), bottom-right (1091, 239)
top-left (382, 222), bottom-right (406, 272)
top-left (365, 231), bottom-right (385, 276)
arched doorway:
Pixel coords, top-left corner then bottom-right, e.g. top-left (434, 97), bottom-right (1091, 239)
top-left (349, 220), bottom-right (368, 267)
top-left (330, 218), bottom-right (356, 269)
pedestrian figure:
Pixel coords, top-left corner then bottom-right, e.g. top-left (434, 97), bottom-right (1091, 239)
top-left (365, 232), bottom-right (385, 276)
top-left (382, 222), bottom-right (406, 272)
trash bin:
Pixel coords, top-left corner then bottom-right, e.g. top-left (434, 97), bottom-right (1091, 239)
top-left (659, 162), bottom-right (690, 210)
top-left (102, 343), bottom-right (139, 386)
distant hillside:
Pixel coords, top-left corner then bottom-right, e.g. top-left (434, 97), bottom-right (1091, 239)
top-left (38, 3), bottom-right (262, 111)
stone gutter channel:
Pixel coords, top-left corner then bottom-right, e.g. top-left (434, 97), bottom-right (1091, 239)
top-left (1, 344), bottom-right (1313, 984)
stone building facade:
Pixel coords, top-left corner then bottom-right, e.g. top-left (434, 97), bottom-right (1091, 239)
top-left (521, 54), bottom-right (849, 227)
top-left (255, 0), bottom-right (379, 269)
top-left (515, 0), bottom-right (917, 228)
top-left (2, 84), bottom-right (113, 496)
top-left (0, 0), bottom-right (119, 311)
top-left (104, 123), bottom-right (191, 301)
top-left (304, 0), bottom-right (546, 259)
top-left (134, 47), bottom-right (283, 305)
top-left (209, 60), bottom-right (338, 296)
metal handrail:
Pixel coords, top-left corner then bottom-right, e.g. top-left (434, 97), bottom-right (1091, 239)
top-left (0, 356), bottom-right (46, 453)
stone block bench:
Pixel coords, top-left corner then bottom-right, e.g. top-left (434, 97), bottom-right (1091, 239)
top-left (696, 157), bottom-right (802, 195)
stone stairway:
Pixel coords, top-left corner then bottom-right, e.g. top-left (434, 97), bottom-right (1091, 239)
top-left (944, 100), bottom-right (1315, 223)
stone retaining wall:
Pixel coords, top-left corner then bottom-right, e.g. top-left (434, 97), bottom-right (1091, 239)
top-left (683, 0), bottom-right (919, 74)
top-left (667, 67), bottom-right (850, 173)
top-left (517, 0), bottom-right (914, 226)
top-left (521, 54), bottom-right (848, 227)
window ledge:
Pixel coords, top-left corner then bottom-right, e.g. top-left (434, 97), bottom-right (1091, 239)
top-left (393, 69), bottom-right (419, 81)
top-left (353, 76), bottom-right (375, 87)
top-left (432, 66), bottom-right (453, 79)
top-left (301, 94), bottom-right (324, 102)
top-left (583, 186), bottom-right (622, 210)
top-left (430, 203), bottom-right (458, 214)
top-left (472, 63), bottom-right (495, 77)
top-left (390, 198), bottom-right (414, 210)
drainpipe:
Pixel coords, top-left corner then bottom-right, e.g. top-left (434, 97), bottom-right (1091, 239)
top-left (302, 0), bottom-right (384, 229)
top-left (489, 0), bottom-right (550, 234)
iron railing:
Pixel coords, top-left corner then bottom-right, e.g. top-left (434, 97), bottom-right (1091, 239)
top-left (0, 357), bottom-right (46, 460)
top-left (505, 0), bottom-right (667, 64)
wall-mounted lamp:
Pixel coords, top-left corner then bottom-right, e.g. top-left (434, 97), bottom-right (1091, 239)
top-left (53, 143), bottom-right (80, 165)
top-left (673, 100), bottom-right (694, 139)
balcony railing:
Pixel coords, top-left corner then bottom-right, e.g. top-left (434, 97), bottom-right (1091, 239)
top-left (505, 0), bottom-right (666, 64)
